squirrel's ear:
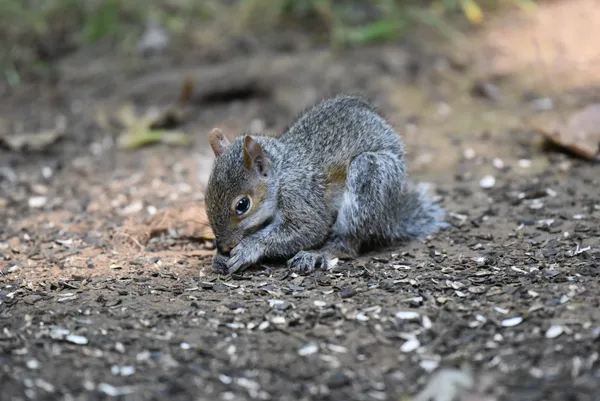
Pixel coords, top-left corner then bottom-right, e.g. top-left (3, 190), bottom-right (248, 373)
top-left (209, 128), bottom-right (230, 157)
top-left (243, 135), bottom-right (269, 176)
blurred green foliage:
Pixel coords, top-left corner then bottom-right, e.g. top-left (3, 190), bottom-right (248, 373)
top-left (0, 0), bottom-right (536, 86)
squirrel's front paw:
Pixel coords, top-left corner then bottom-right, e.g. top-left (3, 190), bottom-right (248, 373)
top-left (212, 253), bottom-right (229, 274)
top-left (227, 241), bottom-right (262, 274)
top-left (287, 251), bottom-right (329, 275)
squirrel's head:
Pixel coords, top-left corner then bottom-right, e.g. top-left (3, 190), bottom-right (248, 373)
top-left (204, 128), bottom-right (277, 255)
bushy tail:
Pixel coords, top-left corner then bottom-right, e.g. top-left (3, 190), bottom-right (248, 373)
top-left (394, 181), bottom-right (447, 241)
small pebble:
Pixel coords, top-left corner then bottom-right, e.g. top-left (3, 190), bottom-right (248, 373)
top-left (28, 196), bottom-right (47, 208)
top-left (268, 299), bottom-right (284, 308)
top-left (492, 158), bottom-right (505, 169)
top-left (26, 359), bottom-right (40, 370)
top-left (270, 316), bottom-right (286, 325)
top-left (395, 311), bottom-right (420, 320)
top-left (518, 159), bottom-right (532, 168)
top-left (65, 334), bottom-right (88, 345)
top-left (119, 366), bottom-right (135, 376)
top-left (327, 344), bottom-right (348, 353)
top-left (419, 359), bottom-right (439, 372)
top-left (463, 148), bottom-right (476, 160)
top-left (122, 200), bottom-right (143, 214)
top-left (355, 312), bottom-right (369, 322)
top-left (546, 325), bottom-right (564, 339)
top-left (400, 338), bottom-right (420, 353)
top-left (475, 256), bottom-right (486, 266)
top-left (479, 175), bottom-right (496, 189)
top-left (298, 343), bottom-right (319, 356)
top-left (501, 317), bottom-right (523, 327)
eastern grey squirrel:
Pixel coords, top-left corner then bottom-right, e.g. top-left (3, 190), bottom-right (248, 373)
top-left (205, 94), bottom-right (445, 275)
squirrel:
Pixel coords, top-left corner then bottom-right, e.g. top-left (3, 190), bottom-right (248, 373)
top-left (204, 94), bottom-right (445, 275)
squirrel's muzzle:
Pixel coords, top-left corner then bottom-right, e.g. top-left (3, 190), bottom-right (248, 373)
top-left (215, 241), bottom-right (233, 256)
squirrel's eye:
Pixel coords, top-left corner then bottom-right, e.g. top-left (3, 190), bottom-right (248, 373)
top-left (235, 196), bottom-right (251, 215)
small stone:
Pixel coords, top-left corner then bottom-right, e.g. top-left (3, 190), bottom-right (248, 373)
top-left (136, 350), bottom-right (151, 362)
top-left (270, 316), bottom-right (286, 325)
top-left (119, 366), bottom-right (135, 376)
top-left (463, 148), bottom-right (476, 160)
top-left (340, 287), bottom-right (356, 298)
top-left (49, 327), bottom-right (70, 340)
top-left (26, 359), bottom-right (40, 369)
top-left (298, 342), bottom-right (319, 356)
top-left (97, 383), bottom-right (135, 397)
top-left (518, 159), bottom-right (532, 168)
top-left (479, 175), bottom-right (496, 189)
top-left (492, 158), bottom-right (505, 169)
top-left (529, 200), bottom-right (544, 210)
top-left (327, 344), bottom-right (348, 353)
top-left (268, 299), bottom-right (284, 308)
top-left (395, 311), bottom-right (420, 320)
top-left (66, 334), bottom-right (88, 345)
top-left (545, 325), bottom-right (564, 339)
top-left (419, 359), bottom-right (439, 372)
top-left (28, 196), bottom-right (47, 208)
top-left (400, 338), bottom-right (420, 353)
top-left (501, 317), bottom-right (523, 327)
top-left (42, 166), bottom-right (53, 178)
top-left (122, 200), bottom-right (144, 214)
top-left (355, 312), bottom-right (369, 322)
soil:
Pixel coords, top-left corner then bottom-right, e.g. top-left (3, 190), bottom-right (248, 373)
top-left (2, 4), bottom-right (600, 401)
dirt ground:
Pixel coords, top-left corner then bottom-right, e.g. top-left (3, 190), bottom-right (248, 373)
top-left (2, 2), bottom-right (600, 401)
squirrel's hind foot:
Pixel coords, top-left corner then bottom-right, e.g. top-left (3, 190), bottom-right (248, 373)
top-left (287, 242), bottom-right (357, 275)
top-left (287, 251), bottom-right (330, 275)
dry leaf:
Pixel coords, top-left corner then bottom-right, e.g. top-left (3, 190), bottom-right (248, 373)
top-left (530, 104), bottom-right (600, 160)
top-left (114, 102), bottom-right (190, 150)
top-left (0, 116), bottom-right (66, 152)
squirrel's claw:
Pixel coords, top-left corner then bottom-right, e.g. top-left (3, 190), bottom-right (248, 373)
top-left (212, 253), bottom-right (229, 274)
top-left (226, 242), bottom-right (262, 274)
top-left (287, 251), bottom-right (328, 275)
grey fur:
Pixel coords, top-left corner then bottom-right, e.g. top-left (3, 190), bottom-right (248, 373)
top-left (205, 94), bottom-right (445, 275)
